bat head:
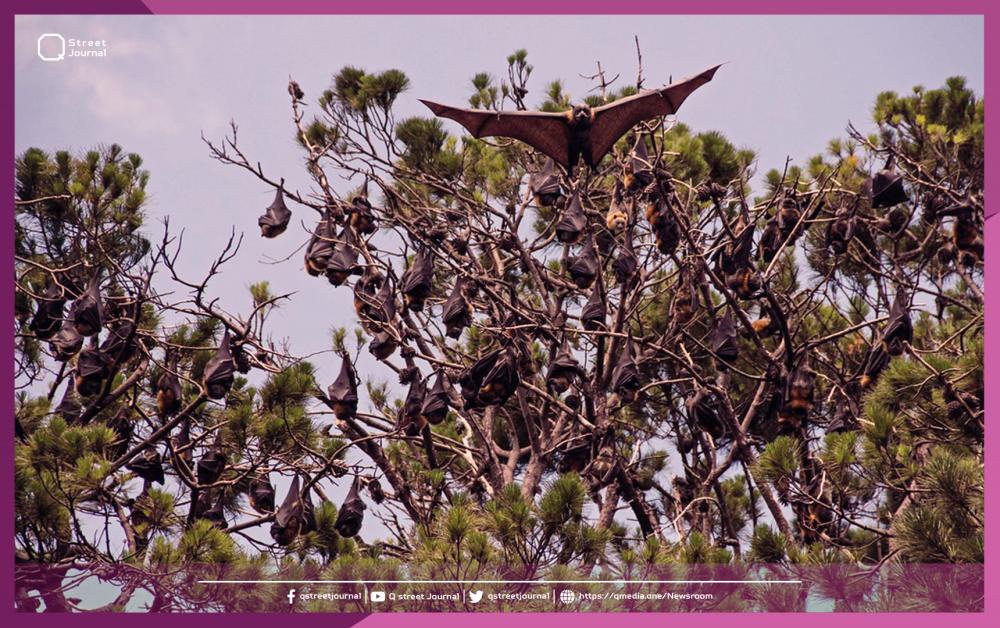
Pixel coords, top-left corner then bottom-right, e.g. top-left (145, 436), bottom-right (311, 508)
top-left (568, 103), bottom-right (594, 127)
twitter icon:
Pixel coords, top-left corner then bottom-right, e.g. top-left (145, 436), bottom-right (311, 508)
top-left (468, 590), bottom-right (484, 603)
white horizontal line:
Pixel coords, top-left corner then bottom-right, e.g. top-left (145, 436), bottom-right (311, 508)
top-left (199, 580), bottom-right (803, 585)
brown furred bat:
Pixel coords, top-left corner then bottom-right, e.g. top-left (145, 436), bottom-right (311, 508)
top-left (258, 183), bottom-right (292, 238)
top-left (203, 331), bottom-right (235, 400)
top-left (328, 356), bottom-right (359, 419)
top-left (400, 246), bottom-right (434, 312)
top-left (528, 157), bottom-right (563, 207)
top-left (421, 65), bottom-right (720, 170)
top-left (334, 476), bottom-right (366, 538)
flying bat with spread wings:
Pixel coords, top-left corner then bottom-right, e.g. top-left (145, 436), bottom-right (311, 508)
top-left (420, 65), bottom-right (720, 170)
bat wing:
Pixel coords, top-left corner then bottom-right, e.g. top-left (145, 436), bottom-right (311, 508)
top-left (421, 100), bottom-right (572, 169)
top-left (589, 65), bottom-right (721, 166)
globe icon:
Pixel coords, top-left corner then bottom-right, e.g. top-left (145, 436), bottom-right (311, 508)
top-left (559, 589), bottom-right (576, 604)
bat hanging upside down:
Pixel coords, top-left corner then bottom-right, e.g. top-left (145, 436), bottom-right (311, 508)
top-left (420, 65), bottom-right (720, 170)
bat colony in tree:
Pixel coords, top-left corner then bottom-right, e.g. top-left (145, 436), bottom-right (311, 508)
top-left (14, 53), bottom-right (984, 611)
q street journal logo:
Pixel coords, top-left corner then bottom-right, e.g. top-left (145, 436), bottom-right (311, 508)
top-left (37, 33), bottom-right (108, 61)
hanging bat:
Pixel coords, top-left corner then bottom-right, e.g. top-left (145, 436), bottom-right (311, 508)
top-left (201, 490), bottom-right (227, 529)
top-left (876, 205), bottom-right (910, 236)
top-left (825, 204), bottom-right (856, 255)
top-left (459, 348), bottom-right (520, 410)
top-left (49, 319), bottom-right (83, 362)
top-left (328, 357), bottom-right (359, 419)
top-left (751, 300), bottom-right (780, 338)
top-left (29, 283), bottom-right (66, 340)
top-left (528, 157), bottom-right (564, 207)
top-left (556, 189), bottom-right (587, 244)
top-left (778, 361), bottom-right (816, 429)
top-left (347, 184), bottom-right (378, 235)
top-left (55, 384), bottom-right (83, 423)
top-left (400, 246), bottom-right (434, 312)
top-left (156, 352), bottom-right (182, 419)
top-left (710, 308), bottom-right (739, 368)
top-left (107, 409), bottom-right (134, 460)
top-left (72, 275), bottom-right (104, 337)
top-left (75, 347), bottom-right (109, 396)
top-left (369, 331), bottom-right (398, 361)
top-left (565, 234), bottom-right (599, 289)
top-left (546, 346), bottom-right (583, 394)
top-left (421, 370), bottom-right (452, 425)
top-left (126, 449), bottom-right (165, 486)
top-left (757, 216), bottom-right (782, 264)
top-left (365, 476), bottom-right (386, 504)
top-left (270, 475), bottom-right (303, 546)
top-left (442, 277), bottom-right (473, 339)
top-left (776, 193), bottom-right (802, 238)
top-left (100, 319), bottom-right (137, 364)
top-left (713, 202), bottom-right (753, 274)
top-left (610, 337), bottom-right (640, 406)
top-left (196, 434), bottom-right (227, 486)
top-left (605, 184), bottom-right (629, 233)
top-left (581, 284), bottom-right (606, 331)
top-left (558, 442), bottom-right (593, 474)
top-left (258, 183), bottom-right (292, 238)
top-left (421, 65), bottom-right (721, 170)
top-left (304, 211), bottom-right (338, 276)
top-left (882, 289), bottom-right (913, 356)
top-left (203, 331), bottom-right (235, 400)
top-left (645, 196), bottom-right (681, 256)
top-left (301, 484), bottom-right (318, 534)
top-left (939, 203), bottom-right (983, 266)
top-left (334, 476), bottom-right (366, 538)
top-left (613, 236), bottom-right (638, 286)
top-left (826, 396), bottom-right (857, 433)
top-left (326, 228), bottom-right (361, 287)
top-left (672, 270), bottom-right (700, 326)
top-left (686, 386), bottom-right (725, 438)
top-left (624, 134), bottom-right (654, 193)
top-left (868, 156), bottom-right (909, 209)
top-left (400, 374), bottom-right (427, 436)
top-left (355, 273), bottom-right (396, 332)
top-left (249, 474), bottom-right (276, 514)
top-left (859, 342), bottom-right (890, 389)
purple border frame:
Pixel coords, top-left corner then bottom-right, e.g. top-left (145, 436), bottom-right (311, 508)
top-left (5, 1), bottom-right (994, 626)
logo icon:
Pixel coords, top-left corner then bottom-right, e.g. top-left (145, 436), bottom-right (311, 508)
top-left (286, 588), bottom-right (296, 605)
top-left (468, 589), bottom-right (484, 603)
top-left (559, 589), bottom-right (576, 604)
top-left (37, 33), bottom-right (66, 62)
top-left (370, 590), bottom-right (386, 603)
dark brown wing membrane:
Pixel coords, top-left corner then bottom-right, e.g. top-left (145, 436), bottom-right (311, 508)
top-left (328, 357), bottom-right (359, 419)
top-left (421, 100), bottom-right (572, 169)
top-left (72, 276), bottom-right (105, 336)
top-left (203, 331), bottom-right (235, 400)
top-left (528, 157), bottom-right (564, 206)
top-left (29, 283), bottom-right (66, 340)
top-left (556, 189), bottom-right (588, 244)
top-left (258, 185), bottom-right (292, 238)
top-left (420, 370), bottom-right (452, 424)
top-left (249, 474), bottom-right (276, 514)
top-left (270, 475), bottom-right (303, 546)
top-left (400, 246), bottom-right (434, 312)
top-left (589, 65), bottom-right (720, 166)
top-left (581, 284), bottom-right (606, 331)
top-left (334, 477), bottom-right (366, 538)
